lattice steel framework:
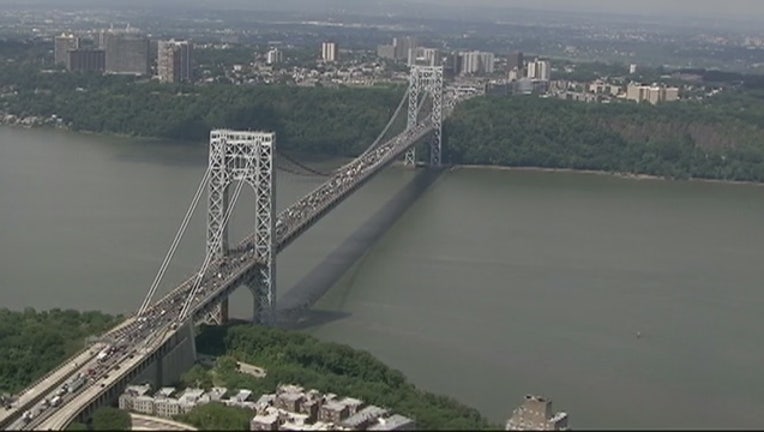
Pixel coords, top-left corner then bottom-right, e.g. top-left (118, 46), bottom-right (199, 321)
top-left (207, 130), bottom-right (275, 325)
top-left (404, 65), bottom-right (444, 167)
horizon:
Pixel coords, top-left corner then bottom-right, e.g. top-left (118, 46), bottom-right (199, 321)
top-left (0, 0), bottom-right (762, 23)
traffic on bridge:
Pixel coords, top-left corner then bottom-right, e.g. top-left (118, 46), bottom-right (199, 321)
top-left (0, 69), bottom-right (478, 431)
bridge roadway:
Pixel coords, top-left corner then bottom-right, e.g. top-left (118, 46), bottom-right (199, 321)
top-left (4, 116), bottom-right (440, 431)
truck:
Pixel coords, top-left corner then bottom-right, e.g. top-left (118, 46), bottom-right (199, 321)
top-left (69, 377), bottom-right (86, 393)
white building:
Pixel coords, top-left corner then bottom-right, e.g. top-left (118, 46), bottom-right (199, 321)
top-left (266, 48), bottom-right (282, 65)
top-left (321, 42), bottom-right (337, 62)
top-left (527, 59), bottom-right (551, 81)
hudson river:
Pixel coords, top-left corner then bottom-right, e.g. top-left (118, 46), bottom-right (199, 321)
top-left (1, 126), bottom-right (763, 429)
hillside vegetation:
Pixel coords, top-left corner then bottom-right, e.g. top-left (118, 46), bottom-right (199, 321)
top-left (0, 308), bottom-right (118, 393)
top-left (179, 324), bottom-right (495, 430)
top-left (445, 93), bottom-right (764, 182)
top-left (5, 65), bottom-right (764, 181)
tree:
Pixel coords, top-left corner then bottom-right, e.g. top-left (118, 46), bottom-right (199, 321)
top-left (91, 407), bottom-right (131, 431)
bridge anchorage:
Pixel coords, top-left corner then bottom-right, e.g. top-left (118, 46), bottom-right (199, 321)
top-left (404, 65), bottom-right (444, 168)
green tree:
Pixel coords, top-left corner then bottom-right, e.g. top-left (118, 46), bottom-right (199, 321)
top-left (176, 402), bottom-right (252, 430)
top-left (91, 407), bottom-right (131, 431)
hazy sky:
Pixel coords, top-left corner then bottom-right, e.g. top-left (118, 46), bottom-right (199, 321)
top-left (429, 0), bottom-right (764, 19)
top-left (3, 0), bottom-right (764, 21)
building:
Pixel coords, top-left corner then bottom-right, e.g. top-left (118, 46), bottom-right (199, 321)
top-left (368, 414), bottom-right (416, 431)
top-left (626, 83), bottom-right (680, 104)
top-left (67, 49), bottom-right (105, 73)
top-left (54, 34), bottom-right (80, 66)
top-left (118, 384), bottom-right (152, 411)
top-left (508, 51), bottom-right (524, 72)
top-left (506, 395), bottom-right (568, 431)
top-left (340, 405), bottom-right (387, 430)
top-left (266, 48), bottom-right (282, 65)
top-left (588, 80), bottom-right (621, 96)
top-left (629, 63), bottom-right (638, 74)
top-left (102, 31), bottom-right (150, 75)
top-left (157, 40), bottom-right (192, 83)
top-left (527, 59), bottom-right (551, 81)
top-left (393, 36), bottom-right (417, 63)
top-left (458, 51), bottom-right (494, 75)
top-left (321, 42), bottom-right (337, 62)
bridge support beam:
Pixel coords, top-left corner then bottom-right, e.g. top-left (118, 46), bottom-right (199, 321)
top-left (403, 65), bottom-right (443, 168)
top-left (206, 130), bottom-right (275, 326)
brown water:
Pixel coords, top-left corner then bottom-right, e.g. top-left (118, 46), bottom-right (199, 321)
top-left (1, 126), bottom-right (763, 429)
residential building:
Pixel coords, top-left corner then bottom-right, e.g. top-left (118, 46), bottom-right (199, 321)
top-left (67, 49), bottom-right (105, 73)
top-left (102, 31), bottom-right (150, 75)
top-left (318, 400), bottom-right (349, 424)
top-left (340, 405), bottom-right (387, 430)
top-left (588, 80), bottom-right (621, 96)
top-left (368, 414), bottom-right (416, 431)
top-left (629, 64), bottom-right (638, 74)
top-left (118, 384), bottom-right (152, 411)
top-left (321, 42), bottom-right (337, 62)
top-left (157, 39), bottom-right (192, 83)
top-left (506, 395), bottom-right (569, 431)
top-left (54, 33), bottom-right (80, 66)
top-left (266, 48), bottom-right (282, 65)
top-left (527, 59), bottom-right (551, 81)
top-left (458, 51), bottom-right (494, 75)
top-left (393, 36), bottom-right (417, 62)
top-left (508, 51), bottom-right (524, 72)
top-left (626, 83), bottom-right (680, 104)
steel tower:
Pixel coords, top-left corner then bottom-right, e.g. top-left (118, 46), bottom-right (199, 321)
top-left (207, 130), bottom-right (275, 325)
top-left (404, 65), bottom-right (444, 167)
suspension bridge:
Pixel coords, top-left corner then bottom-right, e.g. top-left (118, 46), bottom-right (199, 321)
top-left (0, 66), bottom-right (477, 430)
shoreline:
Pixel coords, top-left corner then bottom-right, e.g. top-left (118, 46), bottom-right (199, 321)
top-left (454, 164), bottom-right (764, 188)
top-left (3, 122), bottom-right (763, 188)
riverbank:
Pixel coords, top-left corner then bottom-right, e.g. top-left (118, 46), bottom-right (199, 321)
top-left (456, 164), bottom-right (764, 187)
top-left (3, 121), bottom-right (762, 188)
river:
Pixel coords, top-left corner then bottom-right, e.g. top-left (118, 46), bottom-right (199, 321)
top-left (1, 126), bottom-right (763, 429)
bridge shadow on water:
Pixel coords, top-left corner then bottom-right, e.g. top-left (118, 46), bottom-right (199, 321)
top-left (273, 166), bottom-right (445, 330)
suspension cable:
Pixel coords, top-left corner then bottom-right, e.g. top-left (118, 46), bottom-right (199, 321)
top-left (137, 167), bottom-right (211, 316)
top-left (178, 164), bottom-right (251, 322)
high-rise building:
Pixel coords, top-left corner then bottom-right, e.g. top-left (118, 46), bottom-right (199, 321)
top-left (266, 48), bottom-right (282, 65)
top-left (103, 31), bottom-right (150, 75)
top-left (458, 51), bottom-right (494, 75)
top-left (67, 49), bottom-right (105, 73)
top-left (527, 59), bottom-right (551, 81)
top-left (321, 42), bottom-right (337, 62)
top-left (626, 83), bottom-right (679, 104)
top-left (508, 51), bottom-right (524, 71)
top-left (158, 40), bottom-right (192, 83)
top-left (54, 34), bottom-right (80, 66)
top-left (629, 64), bottom-right (638, 74)
top-left (393, 36), bottom-right (417, 63)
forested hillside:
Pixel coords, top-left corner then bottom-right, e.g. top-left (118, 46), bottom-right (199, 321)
top-left (445, 93), bottom-right (764, 182)
top-left (0, 309), bottom-right (118, 393)
top-left (5, 64), bottom-right (764, 181)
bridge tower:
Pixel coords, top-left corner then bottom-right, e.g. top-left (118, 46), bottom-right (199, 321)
top-left (404, 65), bottom-right (444, 167)
top-left (207, 130), bottom-right (275, 325)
